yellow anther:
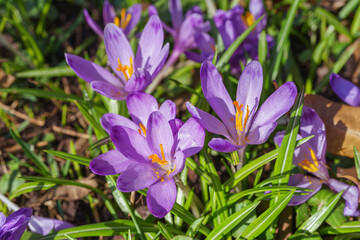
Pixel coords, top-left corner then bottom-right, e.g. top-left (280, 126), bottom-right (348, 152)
top-left (114, 16), bottom-right (120, 27)
top-left (309, 148), bottom-right (319, 167)
top-left (116, 57), bottom-right (134, 81)
top-left (242, 11), bottom-right (255, 27)
top-left (139, 123), bottom-right (147, 137)
top-left (149, 144), bottom-right (168, 166)
top-left (160, 177), bottom-right (164, 182)
top-left (167, 165), bottom-right (176, 175)
top-left (298, 159), bottom-right (319, 173)
top-left (233, 101), bottom-right (250, 133)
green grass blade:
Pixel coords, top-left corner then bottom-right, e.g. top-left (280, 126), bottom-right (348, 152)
top-left (354, 147), bottom-right (360, 180)
top-left (0, 88), bottom-right (83, 102)
top-left (339, 0), bottom-right (360, 19)
top-left (240, 190), bottom-right (295, 240)
top-left (216, 15), bottom-right (264, 69)
top-left (268, 0), bottom-right (300, 82)
top-left (74, 101), bottom-right (106, 135)
top-left (272, 88), bottom-right (304, 187)
top-left (16, 67), bottom-right (76, 78)
top-left (9, 182), bottom-right (55, 199)
top-left (319, 221), bottom-right (360, 235)
top-left (186, 217), bottom-right (205, 237)
top-left (158, 222), bottom-right (173, 240)
top-left (205, 201), bottom-right (260, 240)
top-left (86, 136), bottom-right (111, 151)
top-left (186, 157), bottom-right (211, 184)
top-left (351, 2), bottom-right (360, 35)
top-left (44, 150), bottom-right (91, 166)
top-left (10, 130), bottom-right (50, 176)
top-left (297, 191), bottom-right (343, 234)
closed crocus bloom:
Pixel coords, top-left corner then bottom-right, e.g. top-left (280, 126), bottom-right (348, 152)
top-left (0, 208), bottom-right (32, 240)
top-left (187, 60), bottom-right (297, 162)
top-left (274, 107), bottom-right (360, 216)
top-left (90, 92), bottom-right (205, 218)
top-left (66, 15), bottom-right (169, 100)
top-left (84, 1), bottom-right (141, 38)
top-left (330, 73), bottom-right (360, 106)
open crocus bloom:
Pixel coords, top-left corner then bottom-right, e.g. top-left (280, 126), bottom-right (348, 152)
top-left (90, 92), bottom-right (205, 218)
top-left (214, 0), bottom-right (273, 75)
top-left (330, 73), bottom-right (360, 106)
top-left (187, 60), bottom-right (297, 156)
top-left (274, 107), bottom-right (360, 216)
top-left (150, 0), bottom-right (214, 65)
top-left (0, 208), bottom-right (32, 240)
top-left (66, 15), bottom-right (169, 100)
top-left (84, 1), bottom-right (141, 38)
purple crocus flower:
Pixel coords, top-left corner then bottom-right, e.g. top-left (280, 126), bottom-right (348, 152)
top-left (186, 60), bottom-right (297, 161)
top-left (214, 0), bottom-right (274, 75)
top-left (90, 92), bottom-right (205, 218)
top-left (84, 1), bottom-right (141, 38)
top-left (274, 107), bottom-right (360, 216)
top-left (66, 15), bottom-right (169, 100)
top-left (0, 208), bottom-right (32, 240)
top-left (150, 0), bottom-right (215, 65)
top-left (329, 73), bottom-right (360, 106)
top-left (29, 216), bottom-right (75, 235)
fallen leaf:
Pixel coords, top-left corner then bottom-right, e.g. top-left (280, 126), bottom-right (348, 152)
top-left (304, 94), bottom-right (360, 158)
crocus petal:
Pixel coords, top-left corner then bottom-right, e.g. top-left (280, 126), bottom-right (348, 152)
top-left (104, 23), bottom-right (134, 83)
top-left (0, 213), bottom-right (5, 227)
top-left (330, 73), bottom-right (360, 107)
top-left (327, 179), bottom-right (360, 217)
top-left (101, 113), bottom-right (139, 133)
top-left (168, 151), bottom-right (185, 178)
top-left (29, 216), bottom-right (75, 235)
top-left (126, 92), bottom-right (159, 126)
top-left (124, 4), bottom-right (142, 35)
top-left (169, 0), bottom-right (183, 31)
top-left (174, 118), bottom-right (205, 158)
top-left (90, 150), bottom-right (131, 175)
top-left (65, 53), bottom-right (121, 87)
top-left (148, 5), bottom-right (158, 16)
top-left (287, 173), bottom-right (322, 206)
top-left (0, 208), bottom-right (32, 240)
top-left (249, 0), bottom-right (267, 31)
top-left (147, 111), bottom-right (174, 162)
top-left (200, 61), bottom-right (236, 133)
top-left (186, 102), bottom-right (232, 139)
top-left (177, 14), bottom-right (204, 52)
top-left (103, 0), bottom-right (116, 25)
top-left (159, 100), bottom-right (176, 121)
top-left (135, 15), bottom-right (164, 70)
top-left (208, 138), bottom-right (242, 152)
top-left (147, 177), bottom-right (177, 218)
top-left (124, 68), bottom-right (152, 93)
top-left (299, 107), bottom-right (327, 161)
top-left (83, 9), bottom-right (104, 37)
top-left (169, 118), bottom-right (184, 135)
top-left (110, 125), bottom-right (152, 162)
top-left (236, 60), bottom-right (263, 131)
top-left (90, 81), bottom-right (127, 100)
top-left (117, 163), bottom-right (161, 192)
top-left (250, 82), bottom-right (297, 131)
top-left (246, 122), bottom-right (277, 145)
top-left (147, 43), bottom-right (169, 78)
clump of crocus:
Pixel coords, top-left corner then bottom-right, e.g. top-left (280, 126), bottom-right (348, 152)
top-left (0, 208), bottom-right (32, 240)
top-left (84, 1), bottom-right (141, 38)
top-left (66, 15), bottom-right (169, 100)
top-left (330, 73), bottom-right (360, 106)
top-left (274, 107), bottom-right (360, 216)
top-left (150, 0), bottom-right (214, 65)
top-left (214, 0), bottom-right (273, 75)
top-left (90, 92), bottom-right (205, 218)
top-left (187, 60), bottom-right (297, 165)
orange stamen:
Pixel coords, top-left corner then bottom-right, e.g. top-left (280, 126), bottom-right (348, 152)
top-left (309, 148), bottom-right (319, 167)
top-left (139, 123), bottom-right (147, 137)
top-left (116, 57), bottom-right (134, 81)
top-left (114, 9), bottom-right (132, 29)
top-left (298, 158), bottom-right (319, 173)
top-left (114, 16), bottom-right (120, 27)
top-left (148, 144), bottom-right (168, 166)
top-left (242, 12), bottom-right (255, 27)
top-left (233, 101), bottom-right (250, 133)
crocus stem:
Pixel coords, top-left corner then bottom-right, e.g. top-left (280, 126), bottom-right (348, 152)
top-left (174, 175), bottom-right (203, 216)
top-left (145, 49), bottom-right (182, 94)
top-left (236, 147), bottom-right (246, 170)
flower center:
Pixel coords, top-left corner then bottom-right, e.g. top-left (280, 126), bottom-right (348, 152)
top-left (233, 101), bottom-right (250, 133)
top-left (114, 8), bottom-right (132, 29)
top-left (116, 57), bottom-right (134, 81)
top-left (298, 148), bottom-right (319, 172)
top-left (149, 144), bottom-right (169, 166)
top-left (242, 11), bottom-right (255, 27)
top-left (137, 123), bottom-right (147, 137)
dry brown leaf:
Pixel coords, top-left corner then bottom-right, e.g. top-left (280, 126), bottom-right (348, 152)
top-left (304, 94), bottom-right (360, 158)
